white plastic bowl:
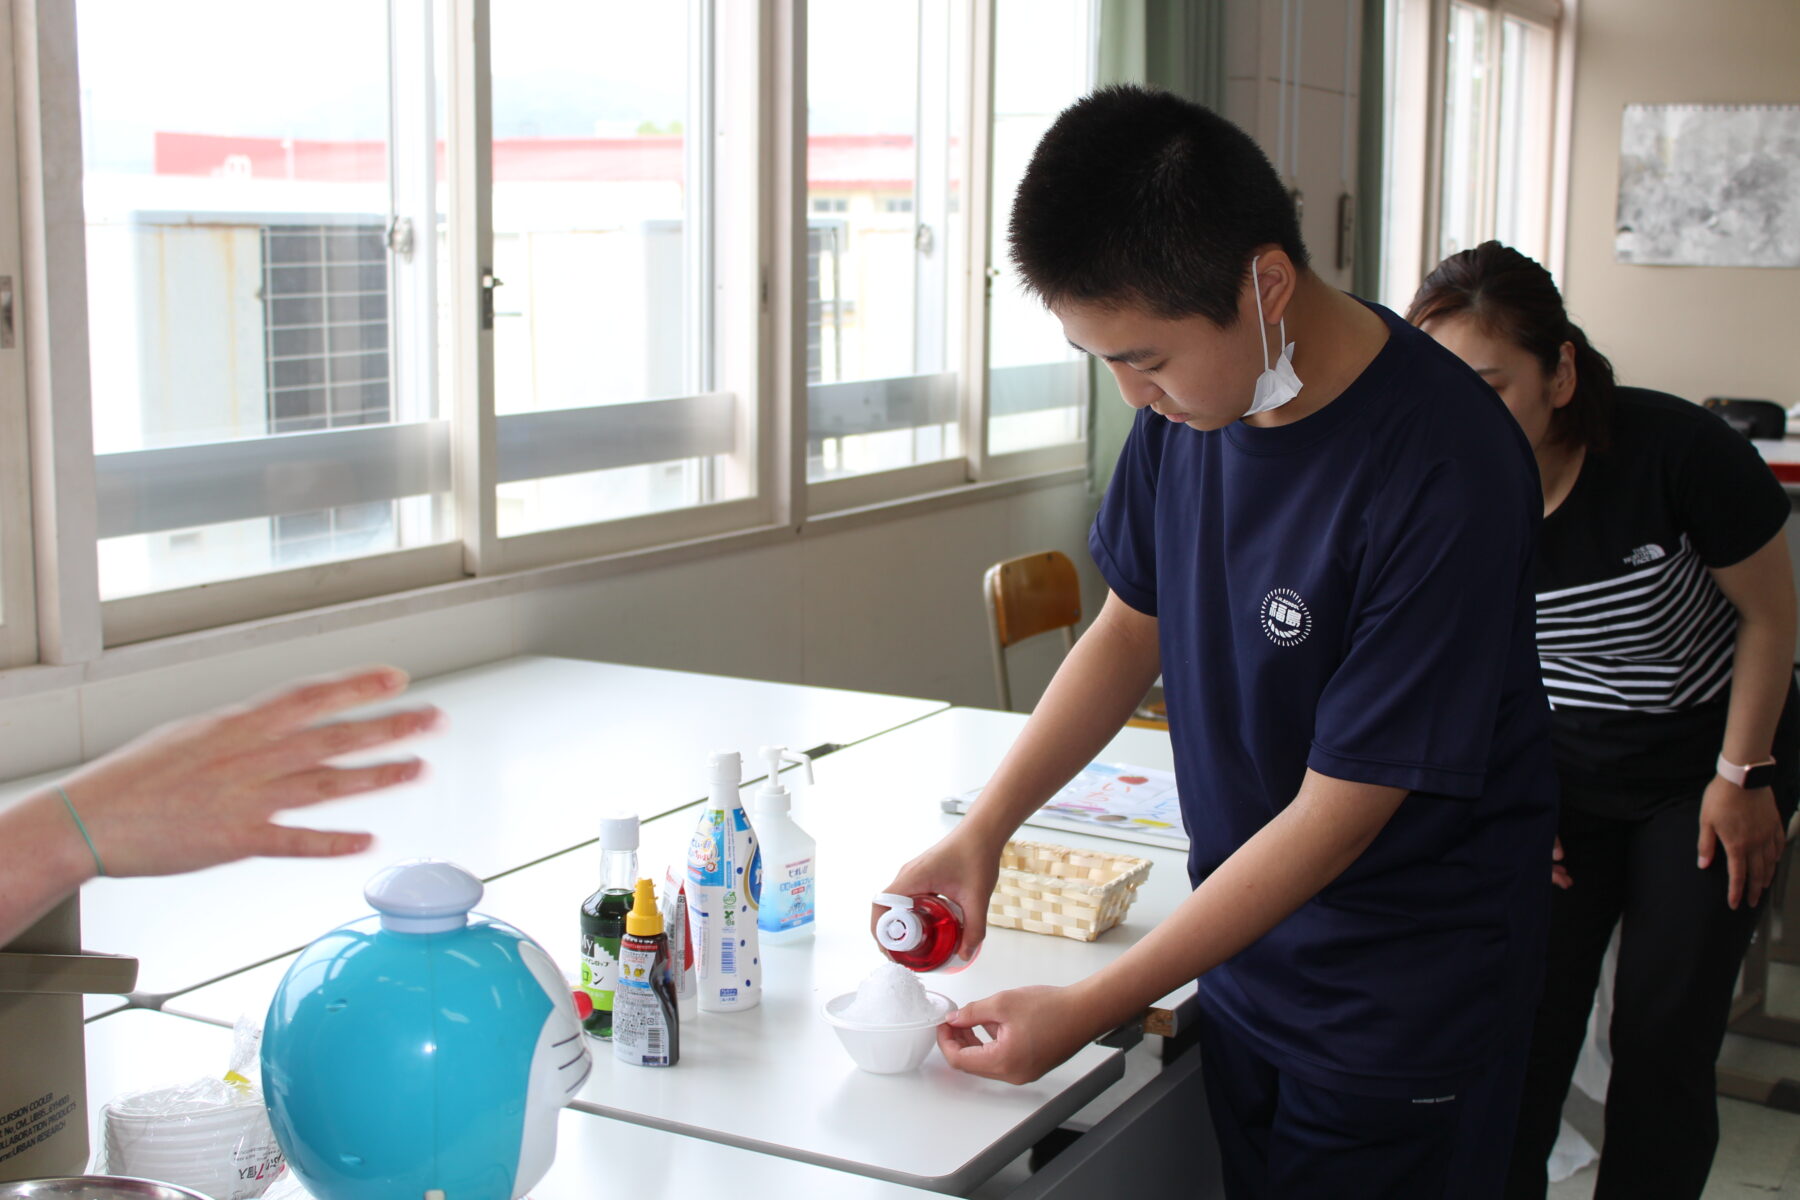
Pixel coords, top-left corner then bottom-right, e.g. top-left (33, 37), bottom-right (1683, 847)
top-left (101, 1101), bottom-right (282, 1200)
top-left (821, 990), bottom-right (954, 1074)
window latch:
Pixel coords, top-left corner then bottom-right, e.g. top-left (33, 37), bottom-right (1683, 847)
top-left (915, 223), bottom-right (935, 255)
top-left (481, 270), bottom-right (503, 331)
top-left (387, 216), bottom-right (415, 262)
top-left (0, 276), bottom-right (12, 350)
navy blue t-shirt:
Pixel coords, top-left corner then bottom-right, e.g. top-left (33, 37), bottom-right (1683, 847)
top-left (1090, 303), bottom-right (1558, 1097)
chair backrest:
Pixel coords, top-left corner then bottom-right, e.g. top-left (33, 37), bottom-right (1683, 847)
top-left (983, 550), bottom-right (1081, 710)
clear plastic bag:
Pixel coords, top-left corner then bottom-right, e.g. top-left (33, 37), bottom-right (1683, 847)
top-left (93, 1017), bottom-right (287, 1200)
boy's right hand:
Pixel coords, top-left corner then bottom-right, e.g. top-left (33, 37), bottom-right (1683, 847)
top-left (873, 826), bottom-right (1002, 962)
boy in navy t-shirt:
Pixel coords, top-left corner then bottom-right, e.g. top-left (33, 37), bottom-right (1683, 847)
top-left (880, 87), bottom-right (1557, 1196)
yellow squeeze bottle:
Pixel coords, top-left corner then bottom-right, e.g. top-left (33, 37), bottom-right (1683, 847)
top-left (613, 879), bottom-right (679, 1067)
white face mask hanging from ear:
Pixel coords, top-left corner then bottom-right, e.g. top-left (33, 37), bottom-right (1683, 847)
top-left (1245, 254), bottom-right (1302, 417)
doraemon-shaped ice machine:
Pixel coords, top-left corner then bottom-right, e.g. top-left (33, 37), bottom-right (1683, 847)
top-left (262, 860), bottom-right (590, 1200)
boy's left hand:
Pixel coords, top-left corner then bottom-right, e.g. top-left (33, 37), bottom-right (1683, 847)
top-left (937, 985), bottom-right (1099, 1085)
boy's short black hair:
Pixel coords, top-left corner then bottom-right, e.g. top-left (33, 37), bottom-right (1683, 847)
top-left (1009, 85), bottom-right (1309, 328)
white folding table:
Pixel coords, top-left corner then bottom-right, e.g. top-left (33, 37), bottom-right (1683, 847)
top-left (167, 705), bottom-right (1197, 1193)
top-left (81, 1010), bottom-right (941, 1199)
top-left (4, 656), bottom-right (946, 1000)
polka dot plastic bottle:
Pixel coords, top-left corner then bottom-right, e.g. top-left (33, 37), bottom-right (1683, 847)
top-left (688, 750), bottom-right (762, 1012)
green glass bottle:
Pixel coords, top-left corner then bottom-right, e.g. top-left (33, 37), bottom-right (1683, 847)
top-left (579, 814), bottom-right (639, 1040)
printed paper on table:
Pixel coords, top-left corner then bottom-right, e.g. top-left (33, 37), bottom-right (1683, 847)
top-left (941, 762), bottom-right (1188, 851)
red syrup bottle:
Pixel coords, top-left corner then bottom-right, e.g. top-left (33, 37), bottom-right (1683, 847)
top-left (871, 892), bottom-right (976, 973)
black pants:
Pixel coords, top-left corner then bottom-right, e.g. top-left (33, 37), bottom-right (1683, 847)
top-left (1505, 788), bottom-right (1795, 1199)
top-left (1202, 1014), bottom-right (1532, 1200)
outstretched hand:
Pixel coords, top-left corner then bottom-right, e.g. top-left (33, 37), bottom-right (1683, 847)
top-left (57, 666), bottom-right (440, 879)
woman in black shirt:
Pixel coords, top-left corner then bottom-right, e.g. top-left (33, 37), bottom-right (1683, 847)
top-left (1408, 241), bottom-right (1796, 1200)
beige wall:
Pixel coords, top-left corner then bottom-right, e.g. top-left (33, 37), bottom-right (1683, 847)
top-left (1223, 0), bottom-right (1363, 295)
top-left (1561, 0), bottom-right (1800, 408)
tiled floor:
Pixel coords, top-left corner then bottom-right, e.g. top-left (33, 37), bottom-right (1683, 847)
top-left (1548, 1090), bottom-right (1800, 1198)
top-left (1552, 959), bottom-right (1800, 1198)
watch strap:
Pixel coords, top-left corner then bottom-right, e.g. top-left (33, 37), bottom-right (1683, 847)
top-left (1717, 753), bottom-right (1777, 789)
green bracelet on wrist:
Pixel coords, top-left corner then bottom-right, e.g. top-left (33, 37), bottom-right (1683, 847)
top-left (57, 785), bottom-right (107, 878)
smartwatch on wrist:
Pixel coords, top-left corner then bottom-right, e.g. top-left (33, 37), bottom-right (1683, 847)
top-left (1716, 753), bottom-right (1778, 790)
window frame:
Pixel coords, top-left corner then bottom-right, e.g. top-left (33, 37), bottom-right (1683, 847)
top-left (976, 0), bottom-right (1096, 475)
top-left (0, 0), bottom-right (38, 669)
top-left (448, 0), bottom-right (774, 577)
top-left (65, 0), bottom-right (770, 639)
top-left (59, 0), bottom-right (469, 643)
top-left (800, 0), bottom-right (1089, 513)
top-left (3, 0), bottom-right (1092, 665)
top-left (1381, 0), bottom-right (1569, 313)
top-left (14, 0), bottom-right (103, 665)
top-left (799, 0), bottom-right (971, 503)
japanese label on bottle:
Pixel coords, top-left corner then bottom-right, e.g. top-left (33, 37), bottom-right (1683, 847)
top-left (688, 811), bottom-right (726, 887)
top-left (759, 856), bottom-right (816, 932)
top-left (580, 933), bottom-right (618, 1012)
top-left (614, 943), bottom-right (672, 1067)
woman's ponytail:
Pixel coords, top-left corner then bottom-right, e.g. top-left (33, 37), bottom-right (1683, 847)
top-left (1406, 240), bottom-right (1614, 452)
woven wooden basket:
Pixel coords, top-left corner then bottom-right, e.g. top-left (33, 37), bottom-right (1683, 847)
top-left (987, 839), bottom-right (1153, 942)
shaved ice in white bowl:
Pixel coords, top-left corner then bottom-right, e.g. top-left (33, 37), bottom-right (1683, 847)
top-left (823, 963), bottom-right (954, 1073)
top-left (842, 963), bottom-right (939, 1024)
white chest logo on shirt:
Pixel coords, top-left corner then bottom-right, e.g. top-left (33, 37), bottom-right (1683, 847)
top-left (1259, 588), bottom-right (1313, 647)
top-left (1622, 543), bottom-right (1666, 566)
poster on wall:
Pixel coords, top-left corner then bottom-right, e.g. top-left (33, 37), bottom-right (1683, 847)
top-left (1615, 104), bottom-right (1800, 268)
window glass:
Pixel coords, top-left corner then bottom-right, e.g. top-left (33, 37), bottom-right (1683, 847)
top-left (490, 1), bottom-right (745, 537)
top-left (987, 0), bottom-right (1093, 457)
top-left (1438, 2), bottom-right (1490, 261)
top-left (1495, 16), bottom-right (1552, 263)
top-left (78, 0), bottom-right (451, 599)
top-left (806, 0), bottom-right (968, 482)
top-left (1378, 0), bottom-right (1431, 312)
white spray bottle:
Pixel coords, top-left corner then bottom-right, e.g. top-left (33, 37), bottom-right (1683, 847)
top-left (687, 750), bottom-right (762, 1012)
top-left (753, 746), bottom-right (816, 945)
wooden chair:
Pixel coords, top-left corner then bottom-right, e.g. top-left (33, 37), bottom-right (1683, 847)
top-left (984, 550), bottom-right (1082, 712)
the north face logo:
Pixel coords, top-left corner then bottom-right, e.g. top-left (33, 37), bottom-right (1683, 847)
top-left (1622, 543), bottom-right (1666, 565)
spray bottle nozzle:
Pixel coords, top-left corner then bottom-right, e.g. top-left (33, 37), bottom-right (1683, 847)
top-left (754, 746), bottom-right (813, 812)
top-left (758, 745), bottom-right (814, 786)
